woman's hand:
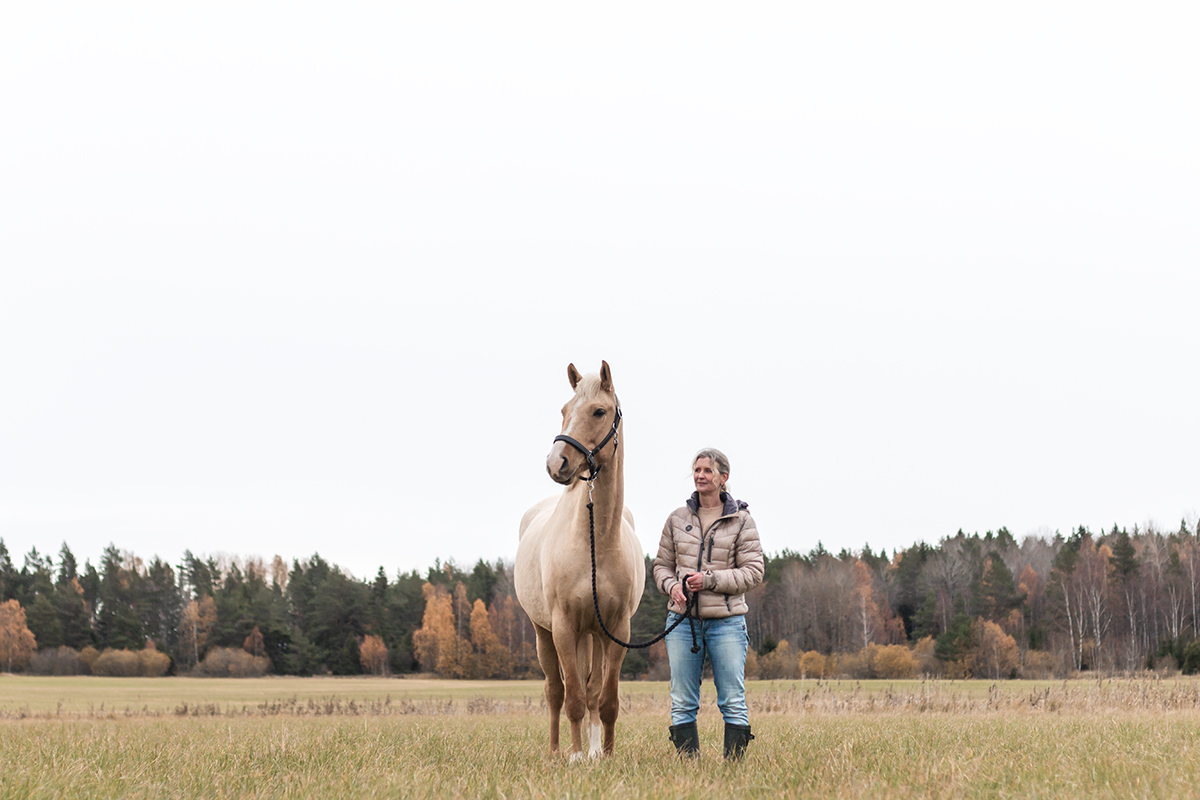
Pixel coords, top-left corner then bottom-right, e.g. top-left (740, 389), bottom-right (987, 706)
top-left (671, 573), bottom-right (705, 607)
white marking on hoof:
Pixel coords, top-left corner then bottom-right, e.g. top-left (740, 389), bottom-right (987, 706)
top-left (589, 724), bottom-right (602, 757)
top-left (569, 751), bottom-right (586, 764)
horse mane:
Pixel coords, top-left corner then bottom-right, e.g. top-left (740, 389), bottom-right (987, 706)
top-left (573, 374), bottom-right (608, 400)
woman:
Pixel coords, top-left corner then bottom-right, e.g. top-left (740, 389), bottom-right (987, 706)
top-left (653, 448), bottom-right (764, 760)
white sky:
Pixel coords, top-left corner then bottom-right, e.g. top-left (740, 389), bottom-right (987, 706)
top-left (2, 2), bottom-right (1197, 581)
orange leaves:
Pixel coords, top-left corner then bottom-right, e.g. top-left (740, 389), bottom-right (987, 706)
top-left (966, 618), bottom-right (1020, 679)
top-left (243, 626), bottom-right (265, 658)
top-left (180, 595), bottom-right (218, 669)
top-left (413, 583), bottom-right (460, 677)
top-left (359, 635), bottom-right (388, 675)
top-left (414, 582), bottom-right (526, 678)
top-left (852, 559), bottom-right (906, 648)
top-left (0, 599), bottom-right (38, 672)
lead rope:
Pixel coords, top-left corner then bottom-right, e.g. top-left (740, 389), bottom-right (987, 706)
top-left (587, 479), bottom-right (700, 653)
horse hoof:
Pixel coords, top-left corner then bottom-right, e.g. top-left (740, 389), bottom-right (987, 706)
top-left (569, 751), bottom-right (586, 764)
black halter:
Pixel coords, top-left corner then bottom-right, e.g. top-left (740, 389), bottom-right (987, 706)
top-left (553, 404), bottom-right (622, 480)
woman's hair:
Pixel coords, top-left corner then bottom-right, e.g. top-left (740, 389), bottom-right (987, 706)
top-left (692, 447), bottom-right (731, 493)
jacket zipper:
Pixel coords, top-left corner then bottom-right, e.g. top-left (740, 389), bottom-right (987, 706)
top-left (685, 504), bottom-right (732, 613)
top-left (695, 509), bottom-right (727, 571)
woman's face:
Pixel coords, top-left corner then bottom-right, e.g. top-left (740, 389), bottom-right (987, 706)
top-left (693, 457), bottom-right (726, 494)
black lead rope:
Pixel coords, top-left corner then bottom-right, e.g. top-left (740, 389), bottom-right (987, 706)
top-left (555, 403), bottom-right (700, 654)
top-left (588, 497), bottom-right (701, 654)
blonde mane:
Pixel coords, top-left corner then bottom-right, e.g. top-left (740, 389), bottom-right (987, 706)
top-left (572, 374), bottom-right (607, 401)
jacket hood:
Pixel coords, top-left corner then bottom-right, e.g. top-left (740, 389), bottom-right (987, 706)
top-left (686, 491), bottom-right (748, 517)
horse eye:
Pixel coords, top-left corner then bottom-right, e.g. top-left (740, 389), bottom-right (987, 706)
top-left (593, 408), bottom-right (606, 417)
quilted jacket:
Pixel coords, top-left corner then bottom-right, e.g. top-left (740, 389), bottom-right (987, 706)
top-left (653, 491), bottom-right (764, 619)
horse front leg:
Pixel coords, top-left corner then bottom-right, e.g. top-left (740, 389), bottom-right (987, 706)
top-left (600, 624), bottom-right (630, 755)
top-left (585, 633), bottom-right (604, 757)
top-left (534, 623), bottom-right (563, 753)
top-left (551, 615), bottom-right (587, 760)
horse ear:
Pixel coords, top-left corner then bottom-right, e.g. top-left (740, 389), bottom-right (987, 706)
top-left (567, 363), bottom-right (582, 389)
top-left (599, 361), bottom-right (613, 392)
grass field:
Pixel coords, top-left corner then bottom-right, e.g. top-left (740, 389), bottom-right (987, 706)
top-left (3, 675), bottom-right (1200, 798)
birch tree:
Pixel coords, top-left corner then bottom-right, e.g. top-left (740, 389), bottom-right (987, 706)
top-left (0, 599), bottom-right (37, 672)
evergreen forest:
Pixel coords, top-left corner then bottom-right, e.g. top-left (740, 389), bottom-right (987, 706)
top-left (3, 519), bottom-right (1200, 679)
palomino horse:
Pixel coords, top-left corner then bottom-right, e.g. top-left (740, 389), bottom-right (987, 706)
top-left (515, 361), bottom-right (644, 759)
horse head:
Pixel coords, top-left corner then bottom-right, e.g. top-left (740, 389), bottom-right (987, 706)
top-left (546, 360), bottom-right (621, 484)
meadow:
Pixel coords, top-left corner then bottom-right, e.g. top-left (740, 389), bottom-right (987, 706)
top-left (3, 675), bottom-right (1200, 799)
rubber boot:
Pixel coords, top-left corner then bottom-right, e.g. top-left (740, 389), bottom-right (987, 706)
top-left (668, 722), bottom-right (700, 757)
top-left (723, 723), bottom-right (754, 761)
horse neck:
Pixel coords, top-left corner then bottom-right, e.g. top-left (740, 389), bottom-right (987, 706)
top-left (575, 447), bottom-right (624, 541)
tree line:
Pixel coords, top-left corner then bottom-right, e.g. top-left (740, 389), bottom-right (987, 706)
top-left (2, 519), bottom-right (1199, 678)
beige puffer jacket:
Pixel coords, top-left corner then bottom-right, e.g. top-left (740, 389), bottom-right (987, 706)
top-left (653, 492), bottom-right (764, 619)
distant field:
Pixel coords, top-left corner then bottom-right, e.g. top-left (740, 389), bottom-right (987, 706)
top-left (3, 674), bottom-right (1198, 717)
top-left (0, 675), bottom-right (553, 716)
top-left (4, 676), bottom-right (1200, 798)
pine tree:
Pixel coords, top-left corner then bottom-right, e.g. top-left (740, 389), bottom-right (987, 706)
top-left (56, 543), bottom-right (78, 587)
top-left (1111, 530), bottom-right (1138, 580)
top-left (23, 593), bottom-right (63, 649)
top-left (55, 577), bottom-right (92, 649)
top-left (973, 553), bottom-right (1020, 622)
top-left (467, 559), bottom-right (498, 605)
top-left (0, 539), bottom-right (13, 601)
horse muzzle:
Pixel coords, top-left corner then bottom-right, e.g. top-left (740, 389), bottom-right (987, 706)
top-left (546, 440), bottom-right (579, 484)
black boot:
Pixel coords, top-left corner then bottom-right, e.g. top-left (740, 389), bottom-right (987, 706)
top-left (668, 722), bottom-right (700, 757)
top-left (724, 723), bottom-right (754, 761)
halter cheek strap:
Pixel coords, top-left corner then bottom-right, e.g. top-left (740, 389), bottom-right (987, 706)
top-left (553, 405), bottom-right (622, 480)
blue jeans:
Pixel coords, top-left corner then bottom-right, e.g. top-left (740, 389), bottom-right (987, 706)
top-left (664, 612), bottom-right (749, 726)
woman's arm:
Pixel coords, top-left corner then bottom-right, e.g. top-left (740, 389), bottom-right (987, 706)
top-left (652, 518), bottom-right (681, 599)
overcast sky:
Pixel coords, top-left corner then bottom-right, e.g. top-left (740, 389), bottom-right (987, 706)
top-left (2, 2), bottom-right (1197, 582)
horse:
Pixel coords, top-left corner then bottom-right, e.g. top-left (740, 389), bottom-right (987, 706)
top-left (515, 361), bottom-right (644, 760)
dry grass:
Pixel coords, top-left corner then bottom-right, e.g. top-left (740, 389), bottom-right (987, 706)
top-left (4, 711), bottom-right (1200, 799)
top-left (3, 676), bottom-right (1200, 798)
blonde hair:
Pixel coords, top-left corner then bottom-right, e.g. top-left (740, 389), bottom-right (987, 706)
top-left (692, 448), bottom-right (731, 493)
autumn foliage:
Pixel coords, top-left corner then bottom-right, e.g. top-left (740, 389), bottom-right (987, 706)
top-left (179, 595), bottom-right (217, 669)
top-left (90, 646), bottom-right (171, 677)
top-left (360, 635), bottom-right (388, 675)
top-left (0, 599), bottom-right (38, 672)
top-left (243, 626), bottom-right (265, 658)
top-left (413, 583), bottom-right (460, 676)
top-left (413, 582), bottom-right (537, 679)
top-left (196, 647), bottom-right (271, 677)
top-left (967, 618), bottom-right (1020, 679)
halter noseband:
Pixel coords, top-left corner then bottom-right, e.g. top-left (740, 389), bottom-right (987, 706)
top-left (553, 404), bottom-right (622, 481)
